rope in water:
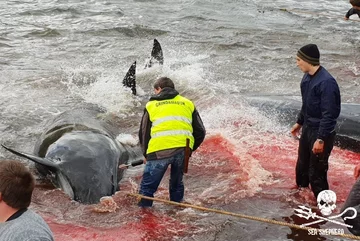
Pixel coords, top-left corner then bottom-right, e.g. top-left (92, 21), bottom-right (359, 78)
top-left (280, 8), bottom-right (360, 22)
top-left (128, 193), bottom-right (360, 240)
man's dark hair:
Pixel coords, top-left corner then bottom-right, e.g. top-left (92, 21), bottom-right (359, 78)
top-left (153, 77), bottom-right (175, 89)
top-left (0, 160), bottom-right (35, 209)
top-left (350, 0), bottom-right (360, 7)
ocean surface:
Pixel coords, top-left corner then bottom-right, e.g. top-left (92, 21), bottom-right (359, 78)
top-left (1, 0), bottom-right (360, 240)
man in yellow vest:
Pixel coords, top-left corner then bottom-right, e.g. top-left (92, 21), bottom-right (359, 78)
top-left (138, 77), bottom-right (206, 207)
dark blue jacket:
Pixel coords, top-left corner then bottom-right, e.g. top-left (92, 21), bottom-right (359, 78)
top-left (296, 66), bottom-right (341, 139)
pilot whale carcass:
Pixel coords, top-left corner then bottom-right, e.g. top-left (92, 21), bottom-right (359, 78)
top-left (2, 107), bottom-right (144, 204)
top-left (245, 95), bottom-right (360, 152)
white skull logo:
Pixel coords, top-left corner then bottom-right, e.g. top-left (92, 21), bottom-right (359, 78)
top-left (317, 190), bottom-right (337, 216)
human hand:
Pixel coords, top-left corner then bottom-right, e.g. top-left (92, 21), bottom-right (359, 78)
top-left (312, 139), bottom-right (324, 154)
top-left (344, 17), bottom-right (349, 20)
top-left (119, 164), bottom-right (129, 170)
top-left (354, 165), bottom-right (360, 179)
top-left (290, 123), bottom-right (301, 139)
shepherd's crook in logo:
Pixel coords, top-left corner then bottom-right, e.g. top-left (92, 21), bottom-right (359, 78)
top-left (295, 205), bottom-right (357, 228)
top-left (294, 190), bottom-right (357, 228)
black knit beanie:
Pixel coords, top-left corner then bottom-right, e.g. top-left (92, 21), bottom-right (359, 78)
top-left (297, 44), bottom-right (320, 65)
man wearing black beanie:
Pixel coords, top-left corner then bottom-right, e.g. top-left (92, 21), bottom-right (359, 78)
top-left (290, 44), bottom-right (341, 199)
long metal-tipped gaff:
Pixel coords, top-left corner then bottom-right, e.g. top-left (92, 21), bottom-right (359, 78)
top-left (129, 159), bottom-right (144, 167)
top-left (122, 61), bottom-right (136, 95)
top-left (119, 159), bottom-right (144, 169)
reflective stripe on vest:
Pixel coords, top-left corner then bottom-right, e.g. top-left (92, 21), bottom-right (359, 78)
top-left (146, 95), bottom-right (195, 154)
top-left (152, 116), bottom-right (192, 127)
top-left (151, 130), bottom-right (193, 138)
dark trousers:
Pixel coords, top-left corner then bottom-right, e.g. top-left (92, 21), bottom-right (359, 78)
top-left (295, 126), bottom-right (335, 198)
top-left (138, 151), bottom-right (185, 207)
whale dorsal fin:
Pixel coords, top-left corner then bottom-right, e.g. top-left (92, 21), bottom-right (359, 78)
top-left (122, 61), bottom-right (136, 95)
top-left (1, 144), bottom-right (58, 170)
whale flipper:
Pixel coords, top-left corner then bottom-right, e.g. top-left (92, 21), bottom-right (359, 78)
top-left (1, 144), bottom-right (58, 171)
top-left (145, 39), bottom-right (164, 69)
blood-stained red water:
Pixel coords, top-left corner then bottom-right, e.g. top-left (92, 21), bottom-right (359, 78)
top-left (30, 133), bottom-right (360, 241)
top-left (43, 210), bottom-right (188, 241)
top-left (32, 183), bottom-right (191, 241)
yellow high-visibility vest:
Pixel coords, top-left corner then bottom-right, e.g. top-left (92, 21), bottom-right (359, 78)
top-left (146, 95), bottom-right (195, 154)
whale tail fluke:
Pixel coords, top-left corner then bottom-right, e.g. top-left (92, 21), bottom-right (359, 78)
top-left (123, 39), bottom-right (164, 95)
top-left (122, 61), bottom-right (136, 95)
top-left (145, 39), bottom-right (164, 69)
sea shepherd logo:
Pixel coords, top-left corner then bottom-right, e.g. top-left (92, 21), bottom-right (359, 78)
top-left (294, 190), bottom-right (357, 235)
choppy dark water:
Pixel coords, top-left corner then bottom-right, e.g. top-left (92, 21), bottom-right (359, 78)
top-left (1, 0), bottom-right (360, 240)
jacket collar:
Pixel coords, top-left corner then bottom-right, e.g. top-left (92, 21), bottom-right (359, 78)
top-left (150, 87), bottom-right (179, 101)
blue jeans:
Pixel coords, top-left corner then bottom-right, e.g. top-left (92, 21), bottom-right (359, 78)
top-left (138, 151), bottom-right (185, 207)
